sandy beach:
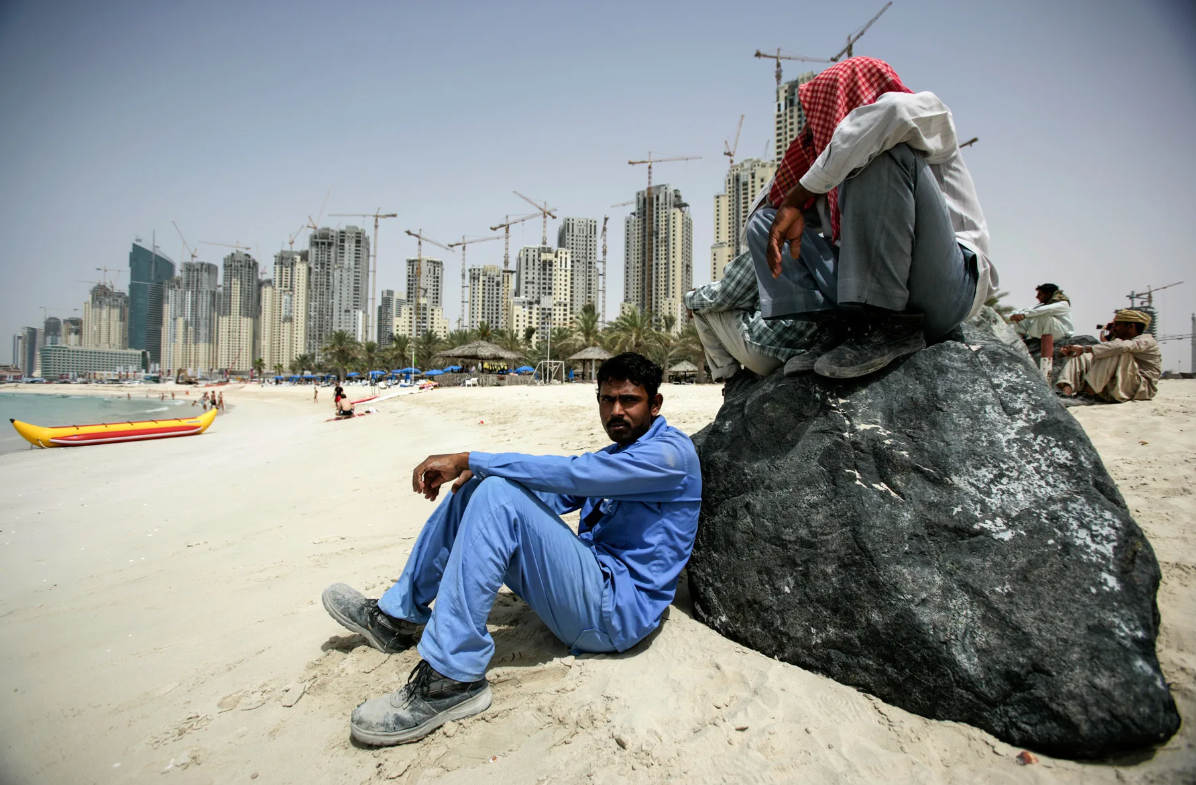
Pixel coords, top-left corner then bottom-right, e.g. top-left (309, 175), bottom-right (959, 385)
top-left (0, 380), bottom-right (1192, 784)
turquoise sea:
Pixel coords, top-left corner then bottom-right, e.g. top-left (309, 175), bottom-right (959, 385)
top-left (0, 391), bottom-right (193, 455)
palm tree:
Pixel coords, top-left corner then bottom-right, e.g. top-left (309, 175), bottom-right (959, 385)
top-left (573, 304), bottom-right (601, 348)
top-left (523, 326), bottom-right (538, 347)
top-left (444, 328), bottom-right (474, 350)
top-left (413, 331), bottom-right (444, 371)
top-left (358, 341), bottom-right (379, 376)
top-left (272, 362), bottom-right (283, 378)
top-left (986, 289), bottom-right (1015, 320)
top-left (389, 335), bottom-right (412, 369)
top-left (475, 321), bottom-right (493, 342)
top-left (322, 330), bottom-right (360, 381)
top-left (606, 308), bottom-right (654, 354)
top-left (289, 353), bottom-right (314, 375)
top-left (494, 328), bottom-right (525, 356)
top-left (252, 357), bottom-right (265, 379)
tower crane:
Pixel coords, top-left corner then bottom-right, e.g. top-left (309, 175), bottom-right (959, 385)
top-left (724, 115), bottom-right (745, 166)
top-left (627, 153), bottom-right (700, 322)
top-left (598, 216), bottom-right (610, 327)
top-left (330, 210), bottom-right (398, 344)
top-left (447, 235), bottom-right (503, 330)
top-left (93, 267), bottom-right (125, 286)
top-left (199, 240), bottom-right (253, 253)
top-left (404, 230), bottom-right (454, 338)
top-left (489, 212), bottom-right (542, 271)
top-left (513, 191), bottom-right (557, 247)
top-left (172, 221), bottom-right (200, 264)
top-left (755, 1), bottom-right (893, 86)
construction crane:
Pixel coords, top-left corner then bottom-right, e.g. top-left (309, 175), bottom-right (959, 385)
top-left (171, 221), bottom-right (200, 264)
top-left (92, 267), bottom-right (125, 286)
top-left (599, 216), bottom-right (610, 327)
top-left (404, 230), bottom-right (454, 337)
top-left (291, 187), bottom-right (333, 251)
top-left (330, 210), bottom-right (398, 344)
top-left (628, 153), bottom-right (700, 321)
top-left (447, 235), bottom-right (503, 330)
top-left (755, 1), bottom-right (894, 87)
top-left (489, 212), bottom-right (542, 271)
top-left (724, 115), bottom-right (745, 166)
top-left (199, 240), bottom-right (253, 253)
top-left (513, 191), bottom-right (558, 247)
top-left (1126, 281), bottom-right (1183, 337)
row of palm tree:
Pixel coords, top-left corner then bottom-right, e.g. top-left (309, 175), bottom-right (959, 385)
top-left (255, 304), bottom-right (706, 380)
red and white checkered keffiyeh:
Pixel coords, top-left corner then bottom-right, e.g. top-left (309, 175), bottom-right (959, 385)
top-left (768, 57), bottom-right (912, 240)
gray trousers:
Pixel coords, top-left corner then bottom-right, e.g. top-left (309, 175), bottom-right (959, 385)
top-left (692, 310), bottom-right (783, 381)
top-left (749, 143), bottom-right (977, 340)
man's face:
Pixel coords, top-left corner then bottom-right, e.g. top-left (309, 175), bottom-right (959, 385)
top-left (598, 379), bottom-right (662, 447)
top-left (1035, 289), bottom-right (1051, 304)
top-left (1111, 321), bottom-right (1140, 340)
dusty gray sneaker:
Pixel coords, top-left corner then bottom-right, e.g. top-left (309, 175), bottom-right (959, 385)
top-left (814, 313), bottom-right (926, 379)
top-left (351, 660), bottom-right (492, 746)
top-left (784, 321), bottom-right (848, 376)
top-left (321, 583), bottom-right (420, 654)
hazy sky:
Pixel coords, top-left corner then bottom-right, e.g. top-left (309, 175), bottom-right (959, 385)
top-left (2, 0), bottom-right (1194, 368)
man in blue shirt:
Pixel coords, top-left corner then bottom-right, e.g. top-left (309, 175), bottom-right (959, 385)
top-left (322, 352), bottom-right (701, 746)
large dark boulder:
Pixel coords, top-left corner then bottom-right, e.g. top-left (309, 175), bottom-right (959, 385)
top-left (688, 308), bottom-right (1180, 759)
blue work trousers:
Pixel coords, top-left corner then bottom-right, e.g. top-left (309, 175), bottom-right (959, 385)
top-left (379, 477), bottom-right (615, 682)
top-left (749, 143), bottom-right (978, 340)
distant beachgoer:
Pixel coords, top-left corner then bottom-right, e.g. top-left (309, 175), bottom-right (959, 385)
top-left (171, 392), bottom-right (175, 400)
top-left (314, 387), bottom-right (319, 403)
top-left (1056, 309), bottom-right (1161, 403)
top-left (335, 388), bottom-right (354, 417)
top-left (127, 392), bottom-right (131, 400)
top-left (321, 353), bottom-right (700, 745)
top-left (748, 57), bottom-right (996, 379)
top-left (1011, 283), bottom-right (1073, 342)
top-left (217, 392), bottom-right (225, 411)
top-left (201, 392), bottom-right (209, 411)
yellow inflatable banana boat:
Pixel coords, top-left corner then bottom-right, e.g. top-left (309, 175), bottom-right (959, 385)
top-left (10, 407), bottom-right (217, 448)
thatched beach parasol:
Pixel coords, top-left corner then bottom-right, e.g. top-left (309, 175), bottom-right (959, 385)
top-left (568, 345), bottom-right (613, 381)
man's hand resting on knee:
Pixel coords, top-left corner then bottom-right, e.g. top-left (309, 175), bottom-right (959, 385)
top-left (412, 452), bottom-right (472, 501)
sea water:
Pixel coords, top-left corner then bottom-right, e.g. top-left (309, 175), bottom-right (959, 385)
top-left (0, 391), bottom-right (194, 456)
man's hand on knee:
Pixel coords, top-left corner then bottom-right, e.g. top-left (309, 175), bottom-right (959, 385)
top-left (412, 452), bottom-right (471, 501)
top-left (767, 183), bottom-right (814, 279)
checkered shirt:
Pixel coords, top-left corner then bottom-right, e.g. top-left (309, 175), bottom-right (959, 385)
top-left (685, 251), bottom-right (817, 361)
top-left (769, 57), bottom-right (911, 241)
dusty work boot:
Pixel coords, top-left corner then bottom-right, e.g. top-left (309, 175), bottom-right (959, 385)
top-left (721, 367), bottom-right (758, 400)
top-left (351, 660), bottom-right (492, 746)
top-left (814, 312), bottom-right (926, 379)
top-left (322, 583), bottom-right (420, 654)
top-left (784, 320), bottom-right (849, 376)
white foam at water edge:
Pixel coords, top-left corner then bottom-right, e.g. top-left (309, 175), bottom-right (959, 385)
top-left (146, 406), bottom-right (169, 413)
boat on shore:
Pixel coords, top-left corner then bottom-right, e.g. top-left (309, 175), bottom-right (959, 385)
top-left (10, 408), bottom-right (217, 448)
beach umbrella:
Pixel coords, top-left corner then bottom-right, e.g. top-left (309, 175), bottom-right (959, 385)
top-left (368, 370), bottom-right (385, 377)
top-left (442, 365), bottom-right (462, 372)
top-left (397, 367), bottom-right (421, 374)
top-left (303, 374), bottom-right (314, 379)
top-left (347, 372), bottom-right (360, 377)
top-left (273, 376), bottom-right (283, 380)
top-left (516, 365), bottom-right (535, 374)
top-left (424, 369), bottom-right (444, 376)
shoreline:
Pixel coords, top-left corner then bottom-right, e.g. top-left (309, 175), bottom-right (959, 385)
top-left (0, 381), bottom-right (1191, 784)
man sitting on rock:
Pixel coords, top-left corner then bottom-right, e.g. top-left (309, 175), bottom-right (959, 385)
top-left (1056, 309), bottom-right (1161, 403)
top-left (321, 352), bottom-right (701, 746)
top-left (1010, 283), bottom-right (1073, 346)
top-left (685, 250), bottom-right (817, 384)
top-left (749, 57), bottom-right (998, 379)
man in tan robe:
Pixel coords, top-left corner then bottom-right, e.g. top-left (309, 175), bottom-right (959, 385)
top-left (1056, 309), bottom-right (1161, 402)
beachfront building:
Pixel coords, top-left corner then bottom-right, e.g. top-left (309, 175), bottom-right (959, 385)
top-left (712, 158), bottom-right (776, 281)
top-left (377, 289), bottom-right (396, 347)
top-left (622, 185), bottom-right (693, 333)
top-left (128, 239), bottom-right (175, 370)
top-left (775, 71), bottom-right (817, 163)
top-left (12, 327), bottom-right (38, 378)
top-left (557, 218), bottom-right (598, 317)
top-left (162, 261), bottom-right (220, 378)
top-left (307, 226), bottom-right (371, 357)
top-left (39, 345), bottom-right (147, 380)
top-left (259, 251), bottom-right (309, 372)
top-left (62, 317), bottom-right (82, 347)
top-left (82, 283), bottom-right (129, 351)
top-left (403, 257), bottom-right (447, 338)
top-left (216, 251), bottom-right (259, 374)
top-left (42, 317), bottom-right (61, 347)
top-left (467, 265), bottom-right (514, 332)
top-left (515, 246), bottom-right (573, 343)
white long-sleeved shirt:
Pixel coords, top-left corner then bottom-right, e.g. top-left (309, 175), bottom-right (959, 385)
top-left (1013, 301), bottom-right (1074, 338)
top-left (751, 91), bottom-right (998, 319)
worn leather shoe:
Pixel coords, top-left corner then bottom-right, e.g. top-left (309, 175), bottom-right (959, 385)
top-left (322, 583), bottom-right (421, 654)
top-left (351, 660), bottom-right (492, 745)
top-left (784, 320), bottom-right (849, 376)
top-left (814, 313), bottom-right (926, 379)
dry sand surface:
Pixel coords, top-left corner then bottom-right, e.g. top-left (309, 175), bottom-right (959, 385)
top-left (0, 379), bottom-right (1192, 784)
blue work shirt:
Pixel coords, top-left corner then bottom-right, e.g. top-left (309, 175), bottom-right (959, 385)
top-left (467, 415), bottom-right (701, 651)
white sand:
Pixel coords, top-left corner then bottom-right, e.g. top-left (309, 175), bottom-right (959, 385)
top-left (0, 380), bottom-right (1192, 784)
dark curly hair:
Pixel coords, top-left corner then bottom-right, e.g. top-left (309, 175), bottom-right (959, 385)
top-left (596, 352), bottom-right (663, 400)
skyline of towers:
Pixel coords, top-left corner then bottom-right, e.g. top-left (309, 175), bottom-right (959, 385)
top-left (711, 157), bottom-right (776, 281)
top-left (307, 226), bottom-right (370, 357)
top-left (557, 218), bottom-right (598, 318)
top-left (216, 250), bottom-right (259, 373)
top-left (260, 250), bottom-right (309, 373)
top-left (127, 240), bottom-right (175, 369)
top-left (162, 260), bottom-right (219, 376)
top-left (83, 283), bottom-right (129, 351)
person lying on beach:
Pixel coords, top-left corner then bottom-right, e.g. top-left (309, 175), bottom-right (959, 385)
top-left (685, 250), bottom-right (817, 384)
top-left (1056, 309), bottom-right (1161, 403)
top-left (750, 57), bottom-right (997, 379)
top-left (1010, 283), bottom-right (1073, 343)
top-left (321, 352), bottom-right (701, 746)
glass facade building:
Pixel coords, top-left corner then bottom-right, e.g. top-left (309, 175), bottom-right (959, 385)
top-left (128, 240), bottom-right (175, 369)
